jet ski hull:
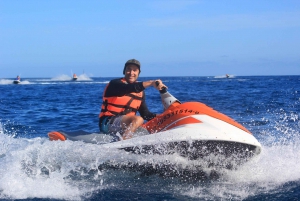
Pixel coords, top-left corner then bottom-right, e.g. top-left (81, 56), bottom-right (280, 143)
top-left (102, 115), bottom-right (261, 164)
top-left (48, 114), bottom-right (261, 167)
top-left (48, 90), bottom-right (262, 168)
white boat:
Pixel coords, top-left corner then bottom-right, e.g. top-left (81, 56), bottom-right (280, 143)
top-left (48, 87), bottom-right (261, 168)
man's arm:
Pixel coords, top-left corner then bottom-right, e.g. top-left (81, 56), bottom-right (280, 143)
top-left (105, 79), bottom-right (160, 97)
top-left (138, 92), bottom-right (157, 121)
top-left (105, 78), bottom-right (145, 97)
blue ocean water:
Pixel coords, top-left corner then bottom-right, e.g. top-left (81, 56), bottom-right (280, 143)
top-left (0, 74), bottom-right (299, 201)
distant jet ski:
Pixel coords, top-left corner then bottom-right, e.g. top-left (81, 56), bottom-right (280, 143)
top-left (48, 86), bottom-right (261, 167)
top-left (13, 80), bottom-right (21, 84)
top-left (13, 76), bottom-right (21, 84)
top-left (72, 74), bottom-right (78, 81)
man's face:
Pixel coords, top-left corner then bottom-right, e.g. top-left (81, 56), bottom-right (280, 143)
top-left (124, 64), bottom-right (140, 83)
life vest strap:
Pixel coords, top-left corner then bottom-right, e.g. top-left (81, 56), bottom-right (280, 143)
top-left (126, 93), bottom-right (143, 100)
top-left (102, 95), bottom-right (140, 116)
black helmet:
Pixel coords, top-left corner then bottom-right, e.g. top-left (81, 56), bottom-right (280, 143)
top-left (123, 59), bottom-right (141, 75)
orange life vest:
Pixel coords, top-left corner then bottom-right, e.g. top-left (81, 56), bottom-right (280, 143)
top-left (99, 79), bottom-right (143, 118)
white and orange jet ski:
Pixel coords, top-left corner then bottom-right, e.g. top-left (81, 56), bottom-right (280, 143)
top-left (72, 73), bottom-right (78, 81)
top-left (48, 87), bottom-right (261, 166)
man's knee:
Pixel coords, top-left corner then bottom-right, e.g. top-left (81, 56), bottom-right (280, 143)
top-left (135, 116), bottom-right (144, 126)
top-left (122, 115), bottom-right (143, 127)
top-left (128, 116), bottom-right (144, 127)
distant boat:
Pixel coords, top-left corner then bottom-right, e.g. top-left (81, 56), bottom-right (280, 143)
top-left (13, 76), bottom-right (21, 84)
top-left (72, 74), bottom-right (78, 81)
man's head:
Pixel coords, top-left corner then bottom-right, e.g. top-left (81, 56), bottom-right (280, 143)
top-left (123, 59), bottom-right (141, 74)
top-left (123, 59), bottom-right (141, 83)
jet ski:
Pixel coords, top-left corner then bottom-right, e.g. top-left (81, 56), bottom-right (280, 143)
top-left (13, 76), bottom-right (21, 84)
top-left (72, 74), bottom-right (78, 81)
top-left (48, 86), bottom-right (262, 167)
top-left (13, 80), bottom-right (21, 84)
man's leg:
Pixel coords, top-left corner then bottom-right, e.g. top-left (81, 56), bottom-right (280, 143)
top-left (121, 115), bottom-right (144, 140)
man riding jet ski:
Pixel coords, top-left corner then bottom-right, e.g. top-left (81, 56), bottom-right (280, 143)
top-left (13, 75), bottom-right (21, 84)
top-left (99, 59), bottom-right (167, 141)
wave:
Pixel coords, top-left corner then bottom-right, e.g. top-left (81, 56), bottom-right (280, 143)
top-left (214, 74), bottom-right (236, 79)
top-left (51, 74), bottom-right (93, 81)
top-left (0, 79), bottom-right (31, 85)
top-left (0, 126), bottom-right (299, 200)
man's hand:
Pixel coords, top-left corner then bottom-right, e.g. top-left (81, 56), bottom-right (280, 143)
top-left (153, 79), bottom-right (167, 90)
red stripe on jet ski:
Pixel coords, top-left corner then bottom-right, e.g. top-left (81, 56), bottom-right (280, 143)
top-left (186, 102), bottom-right (251, 134)
top-left (164, 116), bottom-right (202, 130)
top-left (143, 102), bottom-right (251, 134)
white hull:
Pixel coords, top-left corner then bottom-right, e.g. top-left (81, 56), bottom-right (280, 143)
top-left (103, 115), bottom-right (261, 163)
top-left (50, 114), bottom-right (261, 165)
top-left (103, 115), bottom-right (260, 151)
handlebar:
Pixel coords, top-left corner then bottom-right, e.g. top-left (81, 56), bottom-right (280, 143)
top-left (155, 81), bottom-right (167, 94)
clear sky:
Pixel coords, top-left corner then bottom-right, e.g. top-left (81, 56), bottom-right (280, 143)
top-left (1, 0), bottom-right (300, 78)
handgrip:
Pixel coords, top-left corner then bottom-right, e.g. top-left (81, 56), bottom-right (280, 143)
top-left (155, 81), bottom-right (167, 94)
